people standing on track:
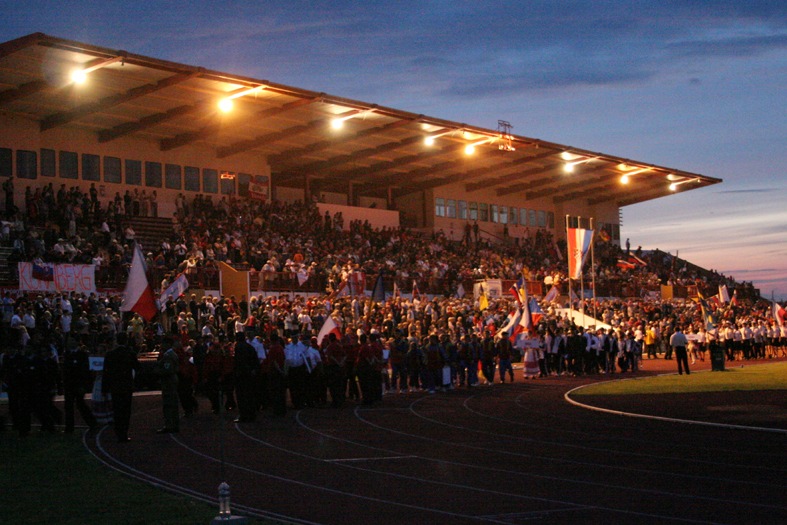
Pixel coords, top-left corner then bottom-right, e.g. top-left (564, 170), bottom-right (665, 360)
top-left (61, 342), bottom-right (98, 433)
top-left (266, 333), bottom-right (287, 416)
top-left (101, 332), bottom-right (139, 442)
top-left (670, 326), bottom-right (690, 375)
top-left (323, 332), bottom-right (347, 407)
top-left (480, 331), bottom-right (497, 385)
top-left (496, 332), bottom-right (515, 383)
top-left (233, 331), bottom-right (259, 423)
top-left (155, 337), bottom-right (180, 433)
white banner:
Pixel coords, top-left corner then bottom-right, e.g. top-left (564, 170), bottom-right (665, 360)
top-left (473, 279), bottom-right (502, 300)
top-left (18, 262), bottom-right (97, 294)
top-left (248, 174), bottom-right (270, 202)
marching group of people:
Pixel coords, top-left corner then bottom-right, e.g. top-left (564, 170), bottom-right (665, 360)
top-left (1, 277), bottom-right (785, 441)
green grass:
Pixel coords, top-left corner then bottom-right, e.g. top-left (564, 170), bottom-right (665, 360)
top-left (572, 362), bottom-right (787, 396)
top-left (0, 430), bottom-right (273, 525)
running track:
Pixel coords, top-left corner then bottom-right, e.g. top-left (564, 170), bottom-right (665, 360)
top-left (85, 360), bottom-right (787, 525)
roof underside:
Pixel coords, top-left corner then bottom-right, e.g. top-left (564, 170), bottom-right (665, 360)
top-left (0, 33), bottom-right (721, 206)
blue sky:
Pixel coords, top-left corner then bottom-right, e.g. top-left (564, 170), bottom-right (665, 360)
top-left (2, 1), bottom-right (785, 299)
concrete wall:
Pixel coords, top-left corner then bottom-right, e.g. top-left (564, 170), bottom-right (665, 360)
top-left (0, 113), bottom-right (271, 218)
top-left (316, 202), bottom-right (399, 231)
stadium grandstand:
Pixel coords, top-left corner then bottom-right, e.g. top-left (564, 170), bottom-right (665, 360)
top-left (0, 32), bottom-right (739, 301)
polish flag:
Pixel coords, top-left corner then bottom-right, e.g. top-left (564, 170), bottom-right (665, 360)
top-left (317, 315), bottom-right (342, 346)
top-left (121, 243), bottom-right (157, 321)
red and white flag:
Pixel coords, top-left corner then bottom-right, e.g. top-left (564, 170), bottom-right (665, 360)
top-left (718, 285), bottom-right (730, 304)
top-left (121, 244), bottom-right (157, 321)
top-left (317, 315), bottom-right (342, 346)
top-left (412, 279), bottom-right (421, 300)
top-left (496, 309), bottom-right (521, 342)
top-left (773, 302), bottom-right (785, 327)
top-left (566, 227), bottom-right (593, 280)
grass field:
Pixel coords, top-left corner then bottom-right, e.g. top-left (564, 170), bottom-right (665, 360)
top-left (571, 362), bottom-right (787, 396)
top-left (0, 430), bottom-right (270, 525)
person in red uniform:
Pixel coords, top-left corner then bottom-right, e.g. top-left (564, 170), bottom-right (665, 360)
top-left (356, 334), bottom-right (379, 405)
top-left (176, 339), bottom-right (198, 418)
top-left (323, 333), bottom-right (347, 407)
top-left (266, 333), bottom-right (287, 416)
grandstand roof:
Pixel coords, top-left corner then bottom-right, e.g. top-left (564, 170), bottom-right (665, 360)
top-left (0, 33), bottom-right (721, 206)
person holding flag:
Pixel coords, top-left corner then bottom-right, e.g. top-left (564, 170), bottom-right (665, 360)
top-left (120, 242), bottom-right (158, 323)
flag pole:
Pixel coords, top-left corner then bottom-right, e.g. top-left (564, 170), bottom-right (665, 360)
top-left (590, 217), bottom-right (597, 323)
top-left (579, 216), bottom-right (585, 328)
top-left (565, 214), bottom-right (572, 317)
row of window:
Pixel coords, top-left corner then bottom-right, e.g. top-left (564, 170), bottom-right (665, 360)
top-left (435, 198), bottom-right (555, 229)
top-left (0, 147), bottom-right (261, 195)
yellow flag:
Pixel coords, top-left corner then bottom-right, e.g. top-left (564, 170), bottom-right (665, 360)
top-left (479, 292), bottom-right (489, 311)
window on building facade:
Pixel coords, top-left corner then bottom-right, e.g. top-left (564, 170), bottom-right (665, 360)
top-left (82, 153), bottom-right (100, 181)
top-left (537, 210), bottom-right (546, 227)
top-left (220, 175), bottom-right (235, 195)
top-left (165, 163), bottom-right (182, 190)
top-left (529, 209), bottom-right (537, 227)
top-left (202, 168), bottom-right (218, 193)
top-left (479, 203), bottom-right (489, 222)
top-left (184, 166), bottom-right (200, 192)
top-left (469, 201), bottom-right (478, 221)
top-left (104, 156), bottom-right (121, 183)
top-left (499, 205), bottom-right (507, 224)
top-left (509, 207), bottom-right (517, 225)
top-left (446, 199), bottom-right (456, 218)
top-left (491, 204), bottom-right (499, 223)
top-left (520, 208), bottom-right (528, 226)
top-left (547, 211), bottom-right (555, 229)
top-left (41, 149), bottom-right (56, 177)
top-left (458, 200), bottom-right (467, 220)
top-left (145, 161), bottom-right (162, 187)
top-left (125, 159), bottom-right (142, 185)
top-left (59, 151), bottom-right (78, 179)
top-left (16, 150), bottom-right (37, 179)
top-left (0, 148), bottom-right (11, 178)
top-left (435, 197), bottom-right (445, 217)
top-left (238, 173), bottom-right (251, 197)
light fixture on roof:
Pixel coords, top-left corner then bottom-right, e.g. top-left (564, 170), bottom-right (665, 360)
top-left (563, 156), bottom-right (597, 173)
top-left (669, 177), bottom-right (699, 191)
top-left (218, 85), bottom-right (266, 113)
top-left (464, 137), bottom-right (495, 155)
top-left (330, 108), bottom-right (375, 129)
top-left (424, 128), bottom-right (456, 146)
top-left (70, 55), bottom-right (125, 84)
top-left (619, 167), bottom-right (650, 184)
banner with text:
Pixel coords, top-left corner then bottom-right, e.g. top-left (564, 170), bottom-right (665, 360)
top-left (18, 262), bottom-right (97, 294)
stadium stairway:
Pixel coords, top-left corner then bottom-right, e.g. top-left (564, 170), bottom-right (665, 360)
top-left (0, 245), bottom-right (13, 281)
top-left (121, 216), bottom-right (174, 254)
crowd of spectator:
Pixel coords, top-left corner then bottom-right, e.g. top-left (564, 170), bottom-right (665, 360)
top-left (1, 185), bottom-right (783, 436)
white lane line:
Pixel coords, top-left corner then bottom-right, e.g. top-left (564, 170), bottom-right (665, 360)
top-left (326, 455), bottom-right (417, 463)
top-left (564, 382), bottom-right (787, 435)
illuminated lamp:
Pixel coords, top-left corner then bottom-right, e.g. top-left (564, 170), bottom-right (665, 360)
top-left (464, 137), bottom-right (495, 155)
top-left (218, 85), bottom-right (266, 113)
top-left (70, 55), bottom-right (124, 85)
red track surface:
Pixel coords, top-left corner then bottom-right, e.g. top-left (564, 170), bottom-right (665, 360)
top-left (85, 358), bottom-right (787, 525)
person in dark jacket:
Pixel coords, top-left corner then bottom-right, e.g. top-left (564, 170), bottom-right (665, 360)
top-left (233, 331), bottom-right (259, 422)
top-left (102, 332), bottom-right (140, 442)
top-left (61, 342), bottom-right (98, 433)
top-left (156, 337), bottom-right (180, 433)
